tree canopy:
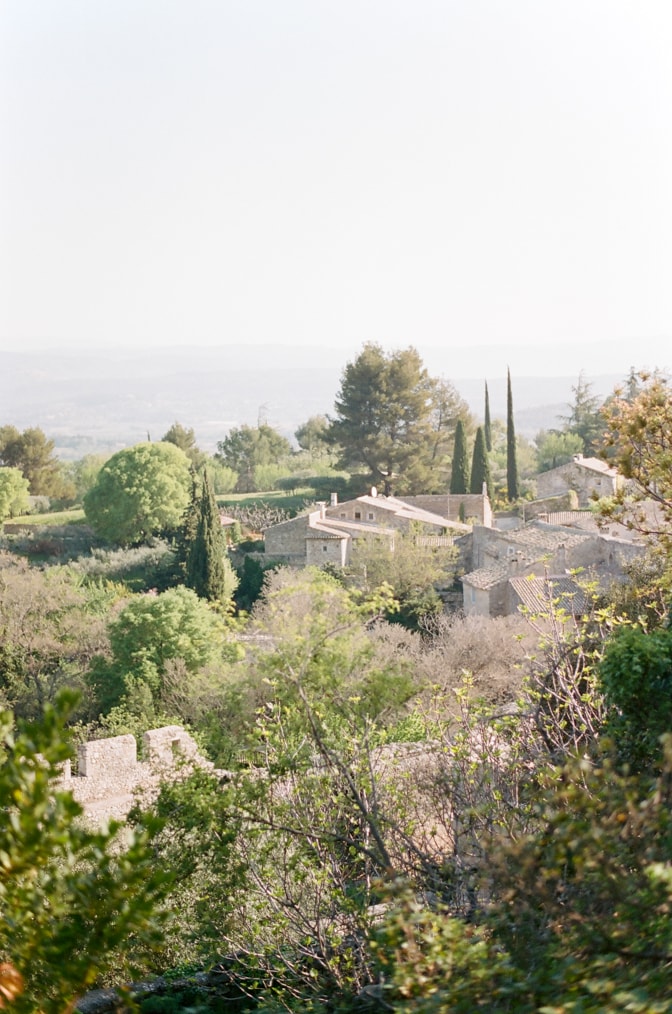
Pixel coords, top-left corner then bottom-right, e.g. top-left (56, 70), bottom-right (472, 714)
top-left (83, 441), bottom-right (192, 545)
top-left (328, 343), bottom-right (470, 494)
top-left (0, 467), bottom-right (29, 520)
top-left (449, 420), bottom-right (469, 495)
top-left (216, 424), bottom-right (292, 493)
top-left (0, 426), bottom-right (71, 498)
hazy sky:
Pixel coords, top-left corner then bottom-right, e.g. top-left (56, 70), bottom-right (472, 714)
top-left (2, 1), bottom-right (671, 372)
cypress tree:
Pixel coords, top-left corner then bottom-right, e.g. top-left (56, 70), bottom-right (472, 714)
top-left (506, 367), bottom-right (519, 501)
top-left (186, 470), bottom-right (227, 602)
top-left (484, 381), bottom-right (492, 452)
top-left (449, 420), bottom-right (469, 494)
top-left (470, 426), bottom-right (491, 497)
top-left (176, 469), bottom-right (200, 573)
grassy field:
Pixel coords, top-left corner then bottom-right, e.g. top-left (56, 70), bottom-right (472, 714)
top-left (217, 489), bottom-right (316, 514)
top-left (7, 508), bottom-right (87, 527)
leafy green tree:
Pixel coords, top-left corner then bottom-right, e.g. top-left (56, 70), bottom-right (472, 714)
top-left (0, 426), bottom-right (71, 498)
top-left (0, 467), bottom-right (29, 520)
top-left (600, 372), bottom-right (672, 549)
top-left (0, 691), bottom-right (169, 1014)
top-left (506, 368), bottom-right (519, 500)
top-left (64, 452), bottom-right (108, 502)
top-left (90, 585), bottom-right (235, 714)
top-left (484, 381), bottom-right (492, 452)
top-left (562, 371), bottom-right (604, 453)
top-left (328, 344), bottom-right (468, 495)
top-left (346, 531), bottom-right (453, 629)
top-left (83, 441), bottom-right (192, 545)
top-left (216, 424), bottom-right (292, 493)
top-left (377, 742), bottom-right (672, 1012)
top-left (599, 623), bottom-right (672, 773)
top-left (534, 428), bottom-right (584, 472)
top-left (185, 470), bottom-right (229, 603)
top-left (470, 425), bottom-right (491, 497)
top-left (449, 420), bottom-right (469, 494)
top-left (295, 414), bottom-right (330, 455)
top-left (0, 556), bottom-right (108, 721)
top-left (161, 421), bottom-right (206, 468)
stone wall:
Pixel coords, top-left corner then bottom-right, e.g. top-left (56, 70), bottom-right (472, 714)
top-left (264, 513), bottom-right (312, 563)
top-left (56, 725), bottom-right (213, 823)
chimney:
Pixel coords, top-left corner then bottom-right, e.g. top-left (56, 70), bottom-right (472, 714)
top-left (330, 492), bottom-right (338, 507)
top-left (316, 501), bottom-right (326, 519)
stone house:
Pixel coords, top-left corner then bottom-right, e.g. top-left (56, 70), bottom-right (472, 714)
top-left (535, 454), bottom-right (624, 507)
top-left (461, 519), bottom-right (643, 618)
top-left (264, 491), bottom-right (469, 568)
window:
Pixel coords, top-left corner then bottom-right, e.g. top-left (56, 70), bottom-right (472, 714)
top-left (354, 511), bottom-right (361, 520)
top-left (322, 545), bottom-right (328, 553)
top-left (368, 512), bottom-right (374, 520)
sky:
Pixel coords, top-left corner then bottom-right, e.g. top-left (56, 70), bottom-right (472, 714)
top-left (1, 1), bottom-right (672, 376)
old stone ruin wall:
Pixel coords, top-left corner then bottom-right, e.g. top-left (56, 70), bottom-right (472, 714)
top-left (55, 725), bottom-right (212, 824)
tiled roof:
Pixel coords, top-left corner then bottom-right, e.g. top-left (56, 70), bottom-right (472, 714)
top-left (461, 563), bottom-right (509, 590)
top-left (503, 521), bottom-right (591, 556)
top-left (574, 457), bottom-right (619, 476)
top-left (339, 494), bottom-right (470, 532)
top-left (509, 575), bottom-right (589, 616)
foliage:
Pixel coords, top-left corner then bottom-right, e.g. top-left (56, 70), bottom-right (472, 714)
top-left (600, 623), bottom-right (672, 773)
top-left (185, 470), bottom-right (231, 603)
top-left (449, 420), bottom-right (469, 495)
top-left (63, 452), bottom-right (109, 502)
top-left (328, 343), bottom-right (470, 495)
top-left (90, 586), bottom-right (235, 713)
top-left (377, 742), bottom-right (672, 1012)
top-left (0, 691), bottom-right (169, 1013)
top-left (128, 765), bottom-right (242, 972)
top-left (521, 576), bottom-right (609, 759)
top-left (216, 424), bottom-right (292, 493)
top-left (484, 380), bottom-right (492, 452)
top-left (162, 421), bottom-right (206, 468)
top-left (345, 533), bottom-right (452, 630)
top-left (0, 425), bottom-right (72, 498)
top-left (534, 428), bottom-right (584, 472)
top-left (234, 554), bottom-right (278, 613)
top-left (0, 467), bottom-right (29, 520)
top-left (84, 441), bottom-right (192, 545)
top-left (469, 426), bottom-right (491, 498)
top-left (506, 368), bottom-right (519, 501)
top-left (68, 540), bottom-right (178, 591)
top-left (562, 371), bottom-right (605, 453)
top-left (0, 555), bottom-right (109, 721)
top-left (600, 371), bottom-right (672, 550)
top-left (295, 414), bottom-right (331, 455)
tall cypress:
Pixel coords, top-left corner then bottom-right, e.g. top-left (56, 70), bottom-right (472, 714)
top-left (506, 367), bottom-right (519, 501)
top-left (177, 469), bottom-right (200, 574)
top-left (484, 382), bottom-right (492, 452)
top-left (470, 426), bottom-right (491, 497)
top-left (186, 469), bottom-right (227, 602)
top-left (449, 420), bottom-right (469, 494)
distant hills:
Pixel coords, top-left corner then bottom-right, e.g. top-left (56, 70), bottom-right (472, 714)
top-left (0, 344), bottom-right (638, 459)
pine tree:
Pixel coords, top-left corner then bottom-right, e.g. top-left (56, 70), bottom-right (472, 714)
top-left (449, 420), bottom-right (469, 494)
top-left (470, 426), bottom-right (491, 497)
top-left (506, 367), bottom-right (519, 501)
top-left (484, 382), bottom-right (492, 452)
top-left (186, 470), bottom-right (227, 602)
